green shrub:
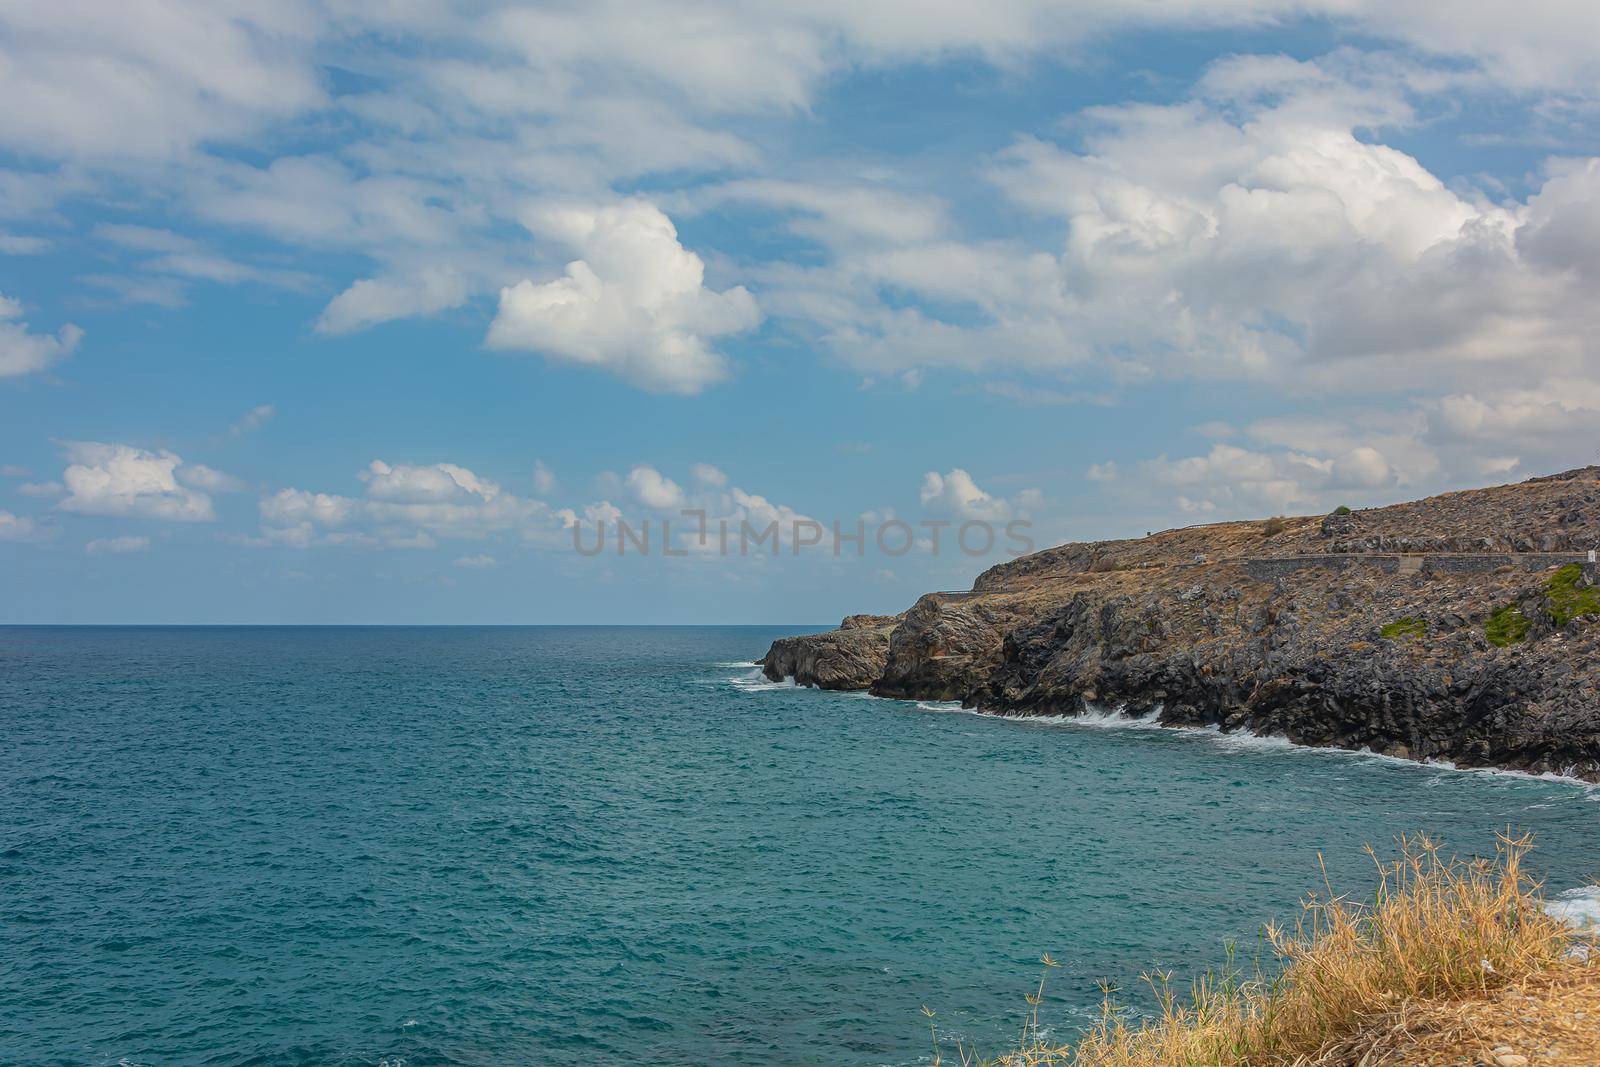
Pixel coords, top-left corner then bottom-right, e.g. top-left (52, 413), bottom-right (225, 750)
top-left (1379, 617), bottom-right (1425, 641)
top-left (1333, 505), bottom-right (1352, 516)
top-left (1262, 516), bottom-right (1288, 537)
top-left (1544, 563), bottom-right (1600, 626)
top-left (1485, 604), bottom-right (1531, 647)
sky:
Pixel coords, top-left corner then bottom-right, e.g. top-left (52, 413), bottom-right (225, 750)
top-left (2, 2), bottom-right (1599, 624)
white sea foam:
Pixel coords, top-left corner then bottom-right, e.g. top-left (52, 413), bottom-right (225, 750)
top-left (1058, 705), bottom-right (1165, 730)
top-left (728, 667), bottom-right (799, 693)
top-left (1545, 885), bottom-right (1600, 932)
top-left (730, 663), bottom-right (1596, 791)
top-left (903, 699), bottom-right (1163, 731)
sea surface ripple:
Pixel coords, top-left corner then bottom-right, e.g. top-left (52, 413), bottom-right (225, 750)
top-left (3, 626), bottom-right (1597, 1065)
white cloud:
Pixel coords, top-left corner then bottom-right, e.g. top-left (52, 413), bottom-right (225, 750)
top-left (984, 77), bottom-right (1600, 395)
top-left (316, 269), bottom-right (470, 335)
top-left (919, 469), bottom-right (1016, 521)
top-left (564, 463), bottom-right (832, 560)
top-left (0, 233), bottom-right (49, 254)
top-left (625, 465), bottom-right (687, 510)
top-left (0, 292), bottom-right (82, 378)
top-left (1105, 433), bottom-right (1417, 518)
top-left (453, 553), bottom-right (497, 568)
top-left (736, 55), bottom-right (1600, 425)
top-left (252, 458), bottom-right (567, 549)
top-left (81, 273), bottom-right (189, 309)
top-left (361, 460), bottom-right (501, 504)
top-left (1, 464), bottom-right (28, 477)
top-left (531, 459), bottom-right (556, 495)
top-left (0, 3), bottom-right (324, 160)
top-left (691, 462), bottom-right (728, 488)
top-left (1332, 446), bottom-right (1393, 489)
top-left (86, 535), bottom-right (150, 555)
top-left (178, 463), bottom-right (246, 493)
top-left (1517, 157), bottom-right (1600, 281)
top-left (58, 442), bottom-right (216, 521)
top-left (486, 200), bottom-right (760, 394)
top-left (0, 509), bottom-right (51, 542)
top-left (260, 488), bottom-right (358, 529)
top-left (230, 403), bottom-right (275, 437)
top-left (1, 1), bottom-right (1594, 379)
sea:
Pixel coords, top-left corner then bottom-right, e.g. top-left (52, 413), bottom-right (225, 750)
top-left (3, 625), bottom-right (1597, 1065)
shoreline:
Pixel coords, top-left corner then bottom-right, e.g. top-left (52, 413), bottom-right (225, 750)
top-left (735, 662), bottom-right (1600, 789)
top-left (757, 469), bottom-right (1600, 786)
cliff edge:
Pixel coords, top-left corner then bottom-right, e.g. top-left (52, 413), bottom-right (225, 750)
top-left (759, 467), bottom-right (1600, 779)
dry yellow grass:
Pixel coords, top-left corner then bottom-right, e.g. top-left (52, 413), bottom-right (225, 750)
top-left (926, 833), bottom-right (1593, 1067)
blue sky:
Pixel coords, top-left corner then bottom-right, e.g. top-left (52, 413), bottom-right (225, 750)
top-left (2, 2), bottom-right (1599, 623)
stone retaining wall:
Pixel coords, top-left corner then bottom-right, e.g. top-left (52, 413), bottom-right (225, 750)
top-left (942, 554), bottom-right (1596, 598)
top-left (1240, 552), bottom-right (1589, 583)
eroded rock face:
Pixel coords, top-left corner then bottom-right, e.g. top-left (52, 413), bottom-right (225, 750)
top-left (760, 615), bottom-right (897, 689)
top-left (757, 469), bottom-right (1600, 779)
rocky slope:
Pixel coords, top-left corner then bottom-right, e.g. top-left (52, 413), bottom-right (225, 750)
top-left (759, 467), bottom-right (1600, 779)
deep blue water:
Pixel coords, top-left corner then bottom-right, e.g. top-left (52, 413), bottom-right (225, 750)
top-left (2, 626), bottom-right (1598, 1065)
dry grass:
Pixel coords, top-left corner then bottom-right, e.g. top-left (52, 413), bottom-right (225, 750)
top-left (926, 833), bottom-right (1589, 1067)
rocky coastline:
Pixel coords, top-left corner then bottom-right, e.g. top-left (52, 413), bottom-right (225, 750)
top-left (759, 468), bottom-right (1600, 780)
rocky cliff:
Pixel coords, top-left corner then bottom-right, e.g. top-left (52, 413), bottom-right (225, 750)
top-left (759, 467), bottom-right (1600, 779)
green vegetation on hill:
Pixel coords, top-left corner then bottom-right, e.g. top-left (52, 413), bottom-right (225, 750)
top-left (1545, 564), bottom-right (1600, 627)
top-left (1379, 617), bottom-right (1426, 641)
top-left (1485, 604), bottom-right (1531, 647)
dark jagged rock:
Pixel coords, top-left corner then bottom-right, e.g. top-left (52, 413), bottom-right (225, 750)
top-left (758, 468), bottom-right (1600, 779)
top-left (760, 615), bottom-right (898, 689)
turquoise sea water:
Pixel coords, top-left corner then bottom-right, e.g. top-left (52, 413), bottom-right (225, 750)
top-left (3, 625), bottom-right (1598, 1065)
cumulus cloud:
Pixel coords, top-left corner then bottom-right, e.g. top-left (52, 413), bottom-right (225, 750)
top-left (691, 462), bottom-right (728, 488)
top-left (57, 442), bottom-right (216, 521)
top-left (361, 460), bottom-right (500, 503)
top-left (5, 1), bottom-right (1600, 364)
top-left (0, 292), bottom-right (82, 378)
top-left (0, 509), bottom-right (52, 542)
top-left (566, 463), bottom-right (829, 559)
top-left (740, 52), bottom-right (1600, 429)
top-left (486, 200), bottom-right (760, 393)
top-left (919, 468), bottom-right (1031, 521)
top-left (86, 535), bottom-right (150, 555)
top-left (1099, 436), bottom-right (1411, 518)
top-left (251, 459), bottom-right (567, 549)
top-left (178, 463), bottom-right (246, 493)
top-left (625, 465), bottom-right (687, 510)
top-left (260, 488), bottom-right (357, 529)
